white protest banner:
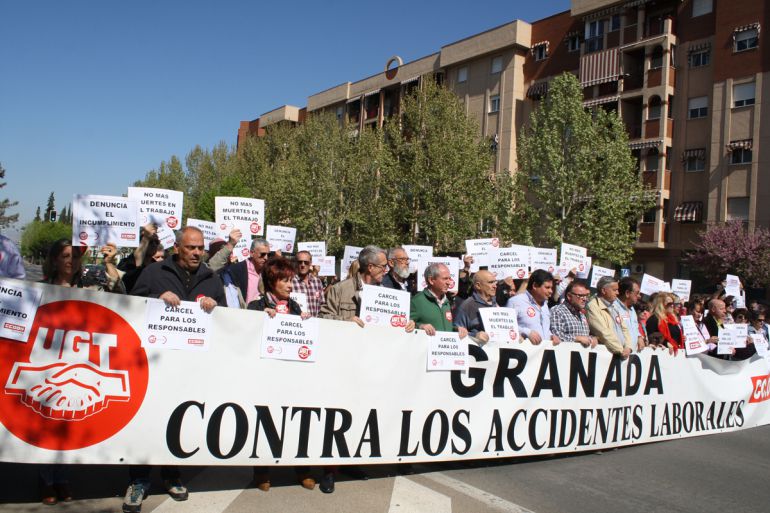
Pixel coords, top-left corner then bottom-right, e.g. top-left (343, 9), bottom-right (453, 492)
top-left (214, 196), bottom-right (265, 237)
top-left (72, 194), bottom-right (140, 247)
top-left (156, 224), bottom-right (176, 250)
top-left (341, 246), bottom-right (362, 279)
top-left (465, 238), bottom-right (499, 272)
top-left (576, 256), bottom-right (592, 279)
top-left (488, 245), bottom-right (530, 280)
top-left (144, 299), bottom-right (213, 351)
top-left (403, 245), bottom-right (433, 274)
top-left (672, 279), bottom-right (692, 302)
top-left (127, 187), bottom-right (184, 230)
top-left (297, 242), bottom-right (326, 260)
top-left (680, 315), bottom-right (708, 356)
top-left (589, 265), bottom-right (614, 288)
top-left (662, 282), bottom-right (672, 293)
top-left (426, 332), bottom-right (468, 371)
top-left (260, 314), bottom-right (318, 363)
top-left (317, 256), bottom-right (336, 277)
top-left (359, 284), bottom-right (410, 328)
top-left (266, 225), bottom-right (297, 253)
top-left (0, 279), bottom-right (43, 342)
top-left (417, 257), bottom-right (460, 293)
top-left (559, 242), bottom-right (587, 271)
top-left (290, 292), bottom-right (308, 314)
top-left (186, 219), bottom-right (218, 250)
top-left (529, 247), bottom-right (557, 274)
top-left (640, 274), bottom-right (666, 296)
top-left (4, 282), bottom-right (770, 467)
top-left (478, 307), bottom-right (520, 344)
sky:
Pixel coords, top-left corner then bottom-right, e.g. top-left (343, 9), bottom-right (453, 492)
top-left (0, 0), bottom-right (570, 240)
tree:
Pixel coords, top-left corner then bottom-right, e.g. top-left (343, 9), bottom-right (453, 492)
top-left (514, 72), bottom-right (654, 264)
top-left (20, 220), bottom-right (71, 263)
top-left (685, 221), bottom-right (770, 288)
top-left (34, 206), bottom-right (41, 222)
top-left (0, 163), bottom-right (19, 228)
top-left (44, 192), bottom-right (55, 223)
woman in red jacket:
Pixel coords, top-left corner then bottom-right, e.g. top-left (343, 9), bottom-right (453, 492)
top-left (646, 293), bottom-right (683, 352)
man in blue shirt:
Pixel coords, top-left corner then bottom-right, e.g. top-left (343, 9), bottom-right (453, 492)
top-left (506, 269), bottom-right (560, 345)
top-left (612, 277), bottom-right (645, 352)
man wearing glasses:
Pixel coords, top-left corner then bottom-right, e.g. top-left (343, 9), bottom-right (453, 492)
top-left (382, 247), bottom-right (415, 294)
top-left (225, 238), bottom-right (270, 305)
top-left (550, 280), bottom-right (597, 348)
top-left (292, 250), bottom-right (325, 317)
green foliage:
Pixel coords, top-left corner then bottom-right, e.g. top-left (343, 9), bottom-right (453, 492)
top-left (0, 163), bottom-right (19, 229)
top-left (514, 73), bottom-right (654, 265)
top-left (20, 220), bottom-right (71, 261)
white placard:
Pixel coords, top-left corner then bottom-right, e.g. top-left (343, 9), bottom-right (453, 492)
top-left (553, 266), bottom-right (571, 280)
top-left (426, 332), bottom-right (468, 371)
top-left (734, 291), bottom-right (746, 309)
top-left (72, 194), bottom-right (140, 247)
top-left (640, 273), bottom-right (666, 296)
top-left (478, 307), bottom-right (520, 344)
top-left (143, 299), bottom-right (213, 351)
top-left (529, 248), bottom-right (557, 274)
top-left (359, 284), bottom-right (411, 328)
top-left (751, 334), bottom-right (768, 357)
top-left (718, 324), bottom-right (748, 354)
top-left (156, 224), bottom-right (176, 250)
top-left (465, 238), bottom-right (499, 273)
top-left (232, 237), bottom-right (251, 262)
top-left (341, 246), bottom-right (363, 280)
top-left (0, 280), bottom-right (43, 342)
top-left (726, 274), bottom-right (741, 289)
top-left (214, 196), bottom-right (265, 237)
top-left (559, 242), bottom-right (587, 270)
top-left (127, 187), bottom-right (184, 230)
top-left (680, 315), bottom-right (708, 355)
top-left (187, 219), bottom-right (218, 250)
top-left (576, 256), bottom-right (592, 279)
top-left (671, 279), bottom-right (691, 302)
top-left (402, 245), bottom-right (433, 274)
top-left (417, 257), bottom-right (460, 293)
top-left (260, 314), bottom-right (319, 362)
top-left (297, 242), bottom-right (326, 260)
top-left (266, 225), bottom-right (297, 253)
top-left (488, 245), bottom-right (530, 280)
top-left (731, 324), bottom-right (748, 348)
top-left (317, 256), bottom-right (336, 277)
top-left (590, 265), bottom-right (615, 289)
top-left (290, 292), bottom-right (308, 314)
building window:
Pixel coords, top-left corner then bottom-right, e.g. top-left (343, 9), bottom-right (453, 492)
top-left (733, 82), bottom-right (755, 108)
top-left (567, 35), bottom-right (580, 52)
top-left (684, 151), bottom-right (706, 172)
top-left (585, 19), bottom-right (604, 53)
top-left (727, 197), bottom-right (749, 221)
top-left (650, 46), bottom-right (664, 69)
top-left (491, 56), bottom-right (503, 74)
top-left (457, 66), bottom-right (468, 83)
top-left (734, 27), bottom-right (759, 52)
top-left (489, 95), bottom-right (500, 113)
top-left (648, 96), bottom-right (662, 120)
top-left (689, 49), bottom-right (710, 67)
top-left (646, 152), bottom-right (659, 172)
top-left (730, 148), bottom-right (752, 165)
top-left (665, 146), bottom-right (672, 170)
top-left (692, 0), bottom-right (713, 17)
top-left (336, 106), bottom-right (344, 121)
top-left (533, 45), bottom-right (547, 61)
top-left (688, 96), bottom-right (708, 119)
top-left (668, 95), bottom-right (674, 119)
top-left (642, 207), bottom-right (657, 223)
top-left (610, 14), bottom-right (621, 32)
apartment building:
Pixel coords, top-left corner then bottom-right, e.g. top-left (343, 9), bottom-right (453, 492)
top-left (237, 0), bottom-right (768, 282)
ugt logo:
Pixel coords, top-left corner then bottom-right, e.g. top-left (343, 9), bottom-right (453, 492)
top-left (0, 301), bottom-right (148, 450)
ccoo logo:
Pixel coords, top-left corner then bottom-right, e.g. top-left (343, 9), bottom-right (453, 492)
top-left (0, 301), bottom-right (148, 450)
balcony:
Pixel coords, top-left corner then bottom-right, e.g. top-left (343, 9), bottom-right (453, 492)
top-left (647, 68), bottom-right (662, 87)
top-left (626, 123), bottom-right (643, 139)
top-left (638, 223), bottom-right (655, 243)
top-left (645, 119), bottom-right (660, 138)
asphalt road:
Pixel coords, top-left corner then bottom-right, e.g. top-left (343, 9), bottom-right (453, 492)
top-left (1, 425), bottom-right (768, 513)
top-left (22, 261), bottom-right (42, 282)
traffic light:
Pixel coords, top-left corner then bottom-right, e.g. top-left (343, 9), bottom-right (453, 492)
top-left (49, 211), bottom-right (57, 222)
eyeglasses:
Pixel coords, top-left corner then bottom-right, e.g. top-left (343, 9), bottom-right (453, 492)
top-left (569, 292), bottom-right (590, 299)
top-left (665, 302), bottom-right (674, 307)
top-left (370, 263), bottom-right (389, 270)
top-left (254, 252), bottom-right (269, 258)
top-left (392, 257), bottom-right (410, 263)
top-left (296, 260), bottom-right (311, 265)
top-left (755, 319), bottom-right (767, 323)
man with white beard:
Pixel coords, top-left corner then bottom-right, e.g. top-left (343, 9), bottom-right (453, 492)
top-left (381, 247), bottom-right (415, 295)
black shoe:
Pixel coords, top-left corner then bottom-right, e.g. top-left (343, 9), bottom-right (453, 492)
top-left (320, 472), bottom-right (335, 494)
top-left (398, 463), bottom-right (414, 475)
top-left (343, 466), bottom-right (368, 480)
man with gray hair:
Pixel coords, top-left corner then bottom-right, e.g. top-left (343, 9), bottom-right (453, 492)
top-left (586, 275), bottom-right (632, 358)
top-left (218, 237), bottom-right (270, 305)
top-left (381, 247), bottom-right (415, 295)
top-left (410, 263), bottom-right (468, 338)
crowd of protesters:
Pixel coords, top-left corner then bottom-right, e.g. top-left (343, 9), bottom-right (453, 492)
top-left (3, 225), bottom-right (769, 510)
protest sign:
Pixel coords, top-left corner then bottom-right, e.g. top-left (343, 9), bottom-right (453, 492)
top-left (417, 257), bottom-right (460, 293)
top-left (488, 245), bottom-right (530, 280)
top-left (214, 197), bottom-right (265, 237)
top-left (671, 279), bottom-right (692, 302)
top-left (266, 225), bottom-right (297, 253)
top-left (359, 285), bottom-right (410, 328)
top-left (403, 245), bottom-right (433, 274)
top-left (297, 242), bottom-right (326, 260)
top-left (0, 279), bottom-right (43, 342)
top-left (186, 219), bottom-right (218, 250)
top-left (143, 299), bottom-right (213, 351)
top-left (751, 334), bottom-right (768, 357)
top-left (680, 315), bottom-right (708, 356)
top-left (576, 256), bottom-right (592, 279)
top-left (127, 187), bottom-right (183, 230)
top-left (290, 292), bottom-right (308, 313)
top-left (341, 246), bottom-right (362, 279)
top-left (718, 325), bottom-right (748, 354)
top-left (640, 274), bottom-right (666, 296)
top-left (230, 237), bottom-right (251, 262)
top-left (465, 238), bottom-right (499, 272)
top-left (559, 242), bottom-right (587, 270)
top-left (260, 314), bottom-right (319, 363)
top-left (529, 247), bottom-right (557, 274)
top-left (156, 224), bottom-right (176, 250)
top-left (426, 332), bottom-right (468, 371)
top-left (478, 307), bottom-right (520, 344)
top-left (316, 256), bottom-right (336, 277)
top-left (72, 194), bottom-right (140, 247)
top-left (590, 265), bottom-right (615, 289)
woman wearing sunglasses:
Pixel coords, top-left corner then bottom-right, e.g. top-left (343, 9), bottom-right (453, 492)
top-left (646, 293), bottom-right (682, 353)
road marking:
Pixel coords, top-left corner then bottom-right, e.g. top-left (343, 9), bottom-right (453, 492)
top-left (388, 476), bottom-right (451, 513)
top-left (421, 471), bottom-right (536, 513)
top-left (150, 468), bottom-right (252, 513)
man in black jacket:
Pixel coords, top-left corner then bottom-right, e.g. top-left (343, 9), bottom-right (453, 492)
top-left (381, 247), bottom-right (414, 295)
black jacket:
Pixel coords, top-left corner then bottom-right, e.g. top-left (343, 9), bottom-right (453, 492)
top-left (224, 259), bottom-right (250, 301)
top-left (247, 294), bottom-right (302, 315)
top-left (132, 257), bottom-right (226, 306)
top-left (381, 272), bottom-right (414, 295)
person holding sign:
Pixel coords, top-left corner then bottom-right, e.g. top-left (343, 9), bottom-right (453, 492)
top-left (410, 263), bottom-right (468, 338)
top-left (550, 280), bottom-right (597, 348)
top-left (505, 269), bottom-right (559, 345)
top-left (454, 270), bottom-right (497, 344)
top-left (586, 276), bottom-right (632, 358)
top-left (118, 224), bottom-right (165, 294)
top-left (43, 239), bottom-right (125, 293)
